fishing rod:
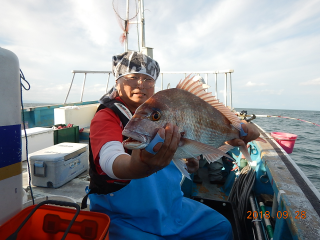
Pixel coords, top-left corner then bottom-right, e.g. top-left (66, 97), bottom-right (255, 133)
top-left (237, 110), bottom-right (320, 127)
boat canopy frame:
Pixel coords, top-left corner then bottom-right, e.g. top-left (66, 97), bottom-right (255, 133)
top-left (64, 69), bottom-right (235, 109)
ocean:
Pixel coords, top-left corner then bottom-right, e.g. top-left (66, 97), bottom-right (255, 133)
top-left (237, 108), bottom-right (320, 192)
top-left (23, 104), bottom-right (320, 192)
top-left (23, 103), bottom-right (58, 108)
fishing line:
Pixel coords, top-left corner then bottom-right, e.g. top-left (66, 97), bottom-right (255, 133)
top-left (237, 111), bottom-right (320, 127)
top-left (255, 115), bottom-right (320, 127)
top-left (20, 69), bottom-right (35, 205)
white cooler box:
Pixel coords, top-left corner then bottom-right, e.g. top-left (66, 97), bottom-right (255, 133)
top-left (29, 143), bottom-right (89, 188)
top-left (21, 127), bottom-right (54, 161)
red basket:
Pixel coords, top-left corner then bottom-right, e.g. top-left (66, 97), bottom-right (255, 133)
top-left (0, 200), bottom-right (110, 240)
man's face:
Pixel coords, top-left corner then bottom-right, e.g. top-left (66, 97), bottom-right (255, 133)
top-left (116, 73), bottom-right (155, 111)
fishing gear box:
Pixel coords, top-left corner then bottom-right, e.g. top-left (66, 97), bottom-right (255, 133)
top-left (29, 143), bottom-right (89, 188)
top-left (0, 200), bottom-right (110, 240)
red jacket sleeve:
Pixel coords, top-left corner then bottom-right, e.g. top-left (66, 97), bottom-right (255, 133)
top-left (90, 107), bottom-right (123, 174)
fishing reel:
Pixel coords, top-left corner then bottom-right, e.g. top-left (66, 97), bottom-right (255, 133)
top-left (238, 110), bottom-right (256, 122)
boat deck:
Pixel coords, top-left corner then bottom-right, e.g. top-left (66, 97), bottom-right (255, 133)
top-left (22, 160), bottom-right (90, 208)
top-left (193, 168), bottom-right (229, 201)
top-left (22, 162), bottom-right (228, 209)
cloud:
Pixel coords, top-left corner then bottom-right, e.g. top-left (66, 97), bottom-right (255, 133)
top-left (300, 78), bottom-right (320, 85)
top-left (246, 81), bottom-right (267, 86)
top-left (1, 0), bottom-right (320, 110)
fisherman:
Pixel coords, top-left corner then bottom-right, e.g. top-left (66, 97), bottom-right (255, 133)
top-left (84, 51), bottom-right (259, 239)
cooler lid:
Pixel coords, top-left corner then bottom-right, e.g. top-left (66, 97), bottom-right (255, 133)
top-left (29, 143), bottom-right (88, 161)
top-left (21, 127), bottom-right (53, 138)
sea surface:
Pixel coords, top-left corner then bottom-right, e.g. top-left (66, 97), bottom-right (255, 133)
top-left (236, 108), bottom-right (320, 192)
top-left (23, 104), bottom-right (320, 192)
top-left (23, 103), bottom-right (58, 108)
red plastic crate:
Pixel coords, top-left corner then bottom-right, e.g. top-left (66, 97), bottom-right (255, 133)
top-left (0, 202), bottom-right (110, 240)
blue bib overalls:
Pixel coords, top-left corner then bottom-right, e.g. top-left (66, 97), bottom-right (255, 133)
top-left (88, 161), bottom-right (233, 240)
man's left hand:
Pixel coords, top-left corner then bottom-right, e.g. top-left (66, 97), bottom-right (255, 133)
top-left (227, 120), bottom-right (260, 147)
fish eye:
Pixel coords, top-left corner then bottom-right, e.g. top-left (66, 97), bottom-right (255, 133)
top-left (151, 111), bottom-right (161, 121)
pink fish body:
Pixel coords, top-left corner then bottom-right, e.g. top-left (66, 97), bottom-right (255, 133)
top-left (122, 76), bottom-right (251, 177)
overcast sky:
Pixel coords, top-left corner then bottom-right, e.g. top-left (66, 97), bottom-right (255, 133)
top-left (1, 0), bottom-right (319, 111)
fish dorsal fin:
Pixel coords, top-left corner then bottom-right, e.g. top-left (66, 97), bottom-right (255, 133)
top-left (176, 75), bottom-right (241, 130)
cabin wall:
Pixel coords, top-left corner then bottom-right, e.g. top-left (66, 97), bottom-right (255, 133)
top-left (22, 101), bottom-right (98, 128)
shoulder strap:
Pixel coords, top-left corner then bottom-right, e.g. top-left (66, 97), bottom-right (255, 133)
top-left (99, 98), bottom-right (131, 127)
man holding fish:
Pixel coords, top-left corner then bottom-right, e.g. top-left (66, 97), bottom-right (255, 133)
top-left (85, 51), bottom-right (260, 239)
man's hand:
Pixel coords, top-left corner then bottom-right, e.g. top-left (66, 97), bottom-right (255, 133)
top-left (138, 123), bottom-right (180, 174)
top-left (113, 123), bottom-right (180, 179)
top-left (227, 120), bottom-right (260, 147)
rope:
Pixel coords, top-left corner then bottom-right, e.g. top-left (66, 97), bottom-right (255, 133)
top-left (113, 0), bottom-right (140, 45)
top-left (228, 165), bottom-right (255, 236)
top-left (20, 69), bottom-right (35, 205)
top-left (112, 0), bottom-right (139, 21)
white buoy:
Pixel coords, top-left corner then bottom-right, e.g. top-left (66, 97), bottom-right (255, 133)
top-left (0, 47), bottom-right (23, 225)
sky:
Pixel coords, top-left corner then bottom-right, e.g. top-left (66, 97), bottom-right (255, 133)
top-left (1, 0), bottom-right (320, 111)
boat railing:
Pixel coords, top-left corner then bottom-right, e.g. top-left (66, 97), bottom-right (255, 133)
top-left (65, 69), bottom-right (234, 108)
top-left (64, 70), bottom-right (113, 104)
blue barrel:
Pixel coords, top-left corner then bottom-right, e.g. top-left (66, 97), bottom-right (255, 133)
top-left (0, 47), bottom-right (22, 225)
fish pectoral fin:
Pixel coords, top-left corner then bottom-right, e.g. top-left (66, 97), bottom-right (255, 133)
top-left (180, 138), bottom-right (221, 156)
top-left (172, 159), bottom-right (191, 180)
top-left (203, 144), bottom-right (235, 163)
top-left (181, 138), bottom-right (234, 163)
top-left (218, 144), bottom-right (234, 153)
top-left (203, 150), bottom-right (234, 163)
top-left (239, 145), bottom-right (253, 162)
top-left (255, 136), bottom-right (267, 143)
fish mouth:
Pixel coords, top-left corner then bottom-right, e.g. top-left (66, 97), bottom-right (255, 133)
top-left (122, 130), bottom-right (149, 150)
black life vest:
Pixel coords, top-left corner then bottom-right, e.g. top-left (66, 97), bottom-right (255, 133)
top-left (82, 98), bottom-right (132, 208)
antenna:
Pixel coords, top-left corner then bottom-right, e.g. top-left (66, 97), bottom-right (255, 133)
top-left (112, 0), bottom-right (153, 57)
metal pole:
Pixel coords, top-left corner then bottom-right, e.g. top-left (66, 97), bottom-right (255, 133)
top-left (124, 0), bottom-right (130, 52)
top-left (80, 73), bottom-right (87, 102)
top-left (249, 194), bottom-right (264, 240)
top-left (205, 73), bottom-right (208, 92)
top-left (229, 72), bottom-right (233, 109)
top-left (161, 73), bottom-right (163, 90)
top-left (64, 72), bottom-right (75, 104)
top-left (215, 73), bottom-right (217, 98)
top-left (271, 193), bottom-right (278, 219)
top-left (106, 73), bottom-right (111, 93)
top-left (140, 0), bottom-right (146, 48)
top-left (224, 73), bottom-right (227, 106)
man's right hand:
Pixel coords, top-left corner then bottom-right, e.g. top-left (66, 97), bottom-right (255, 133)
top-left (113, 123), bottom-right (180, 179)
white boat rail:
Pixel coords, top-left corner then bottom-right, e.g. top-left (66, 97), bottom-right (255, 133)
top-left (65, 69), bottom-right (234, 108)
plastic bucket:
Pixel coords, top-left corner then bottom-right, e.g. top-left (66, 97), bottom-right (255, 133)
top-left (0, 202), bottom-right (110, 240)
top-left (271, 132), bottom-right (297, 154)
